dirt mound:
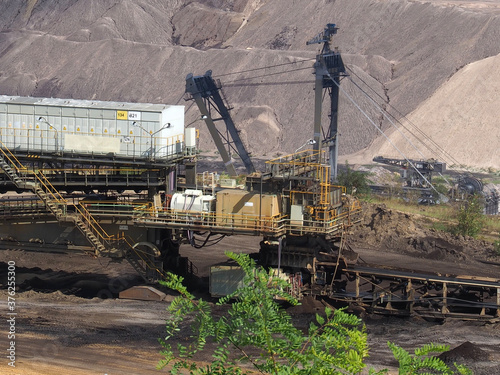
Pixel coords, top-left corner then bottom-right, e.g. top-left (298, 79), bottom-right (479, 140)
top-left (438, 341), bottom-right (489, 364)
top-left (350, 203), bottom-right (495, 263)
top-left (359, 52), bottom-right (500, 170)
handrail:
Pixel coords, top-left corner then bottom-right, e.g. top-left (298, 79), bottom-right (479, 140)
top-left (33, 171), bottom-right (67, 204)
top-left (123, 235), bottom-right (168, 280)
top-left (76, 201), bottom-right (123, 243)
top-left (0, 126), bottom-right (185, 159)
top-left (0, 139), bottom-right (28, 174)
top-left (266, 149), bottom-right (326, 166)
top-left (34, 171), bottom-right (121, 246)
top-left (133, 209), bottom-right (287, 233)
top-left (80, 196), bottom-right (362, 236)
top-left (0, 139), bottom-right (144, 257)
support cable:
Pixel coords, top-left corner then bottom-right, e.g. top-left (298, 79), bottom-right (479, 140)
top-left (215, 58), bottom-right (315, 78)
top-left (326, 72), bottom-right (440, 195)
top-left (346, 76), bottom-right (450, 185)
top-left (221, 66), bottom-right (312, 85)
top-left (345, 66), bottom-right (464, 170)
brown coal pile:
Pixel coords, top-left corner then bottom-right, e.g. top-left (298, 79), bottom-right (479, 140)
top-left (438, 341), bottom-right (489, 364)
top-left (350, 203), bottom-right (495, 262)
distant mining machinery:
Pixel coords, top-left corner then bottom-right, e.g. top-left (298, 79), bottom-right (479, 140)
top-left (455, 176), bottom-right (499, 215)
top-left (373, 156), bottom-right (499, 213)
top-left (373, 156), bottom-right (446, 189)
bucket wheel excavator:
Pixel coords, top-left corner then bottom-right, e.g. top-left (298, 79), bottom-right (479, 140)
top-left (182, 24), bottom-right (361, 297)
top-left (178, 24), bottom-right (500, 319)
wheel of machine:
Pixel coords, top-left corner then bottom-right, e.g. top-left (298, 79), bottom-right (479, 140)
top-left (458, 176), bottom-right (483, 195)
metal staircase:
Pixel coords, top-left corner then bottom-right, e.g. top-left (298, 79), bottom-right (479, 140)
top-left (0, 142), bottom-right (171, 282)
top-left (126, 251), bottom-right (164, 283)
top-left (0, 142), bottom-right (117, 256)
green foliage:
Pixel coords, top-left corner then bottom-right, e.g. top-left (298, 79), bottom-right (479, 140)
top-left (388, 342), bottom-right (473, 375)
top-left (454, 194), bottom-right (485, 238)
top-left (431, 221), bottom-right (453, 234)
top-left (431, 176), bottom-right (452, 196)
top-left (433, 182), bottom-right (450, 196)
top-left (236, 174), bottom-right (246, 185)
top-left (494, 239), bottom-right (500, 256)
top-left (158, 252), bottom-right (375, 374)
top-left (336, 161), bottom-right (372, 196)
top-left (158, 253), bottom-right (472, 375)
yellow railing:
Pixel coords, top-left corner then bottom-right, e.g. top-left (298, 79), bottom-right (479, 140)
top-left (266, 149), bottom-right (326, 166)
top-left (0, 139), bottom-right (144, 256)
top-left (33, 170), bottom-right (66, 204)
top-left (0, 144), bottom-right (124, 247)
top-left (76, 201), bottom-right (123, 244)
top-left (123, 235), bottom-right (168, 280)
top-left (133, 209), bottom-right (288, 234)
top-left (80, 194), bottom-right (362, 237)
top-left (31, 170), bottom-right (121, 244)
top-left (0, 139), bottom-right (28, 174)
top-left (27, 167), bottom-right (161, 175)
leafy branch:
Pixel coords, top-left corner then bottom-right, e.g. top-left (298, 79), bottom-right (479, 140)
top-left (157, 252), bottom-right (472, 375)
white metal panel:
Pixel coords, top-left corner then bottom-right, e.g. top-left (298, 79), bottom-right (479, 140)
top-left (290, 205), bottom-right (304, 226)
top-left (64, 134), bottom-right (121, 154)
top-left (0, 95), bottom-right (186, 159)
top-left (185, 127), bottom-right (196, 148)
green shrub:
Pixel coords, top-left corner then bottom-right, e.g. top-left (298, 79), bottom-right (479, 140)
top-left (158, 253), bottom-right (471, 375)
top-left (493, 239), bottom-right (500, 256)
top-left (336, 161), bottom-right (372, 196)
top-left (454, 194), bottom-right (485, 238)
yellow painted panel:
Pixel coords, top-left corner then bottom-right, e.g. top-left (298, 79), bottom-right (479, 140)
top-left (117, 110), bottom-right (128, 120)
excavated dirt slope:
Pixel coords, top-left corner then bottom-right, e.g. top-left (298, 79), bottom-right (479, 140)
top-left (0, 0), bottom-right (499, 169)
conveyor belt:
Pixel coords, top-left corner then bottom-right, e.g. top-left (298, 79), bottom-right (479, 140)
top-left (327, 264), bottom-right (500, 320)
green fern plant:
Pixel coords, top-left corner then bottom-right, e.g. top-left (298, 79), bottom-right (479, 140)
top-left (388, 342), bottom-right (473, 375)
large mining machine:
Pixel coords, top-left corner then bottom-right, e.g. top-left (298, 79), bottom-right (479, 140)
top-left (0, 24), bottom-right (499, 320)
top-left (174, 25), bottom-right (500, 319)
top-left (182, 28), bottom-right (360, 296)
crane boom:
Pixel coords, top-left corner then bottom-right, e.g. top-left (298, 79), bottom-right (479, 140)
top-left (185, 71), bottom-right (255, 176)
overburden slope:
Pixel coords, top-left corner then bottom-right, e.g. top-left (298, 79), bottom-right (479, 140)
top-left (0, 0), bottom-right (499, 169)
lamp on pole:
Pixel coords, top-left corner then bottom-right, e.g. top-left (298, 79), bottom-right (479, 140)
top-left (186, 114), bottom-right (208, 127)
top-left (132, 121), bottom-right (171, 161)
top-left (38, 116), bottom-right (59, 153)
top-left (295, 139), bottom-right (316, 154)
